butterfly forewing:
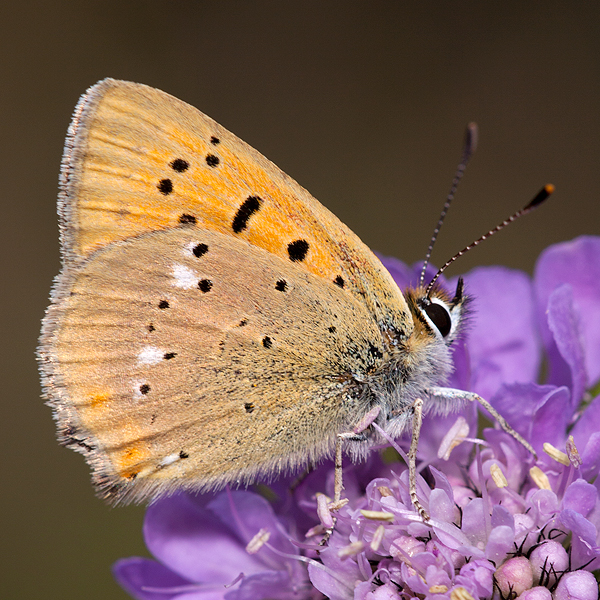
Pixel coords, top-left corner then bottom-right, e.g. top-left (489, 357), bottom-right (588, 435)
top-left (41, 79), bottom-right (415, 502)
top-left (59, 79), bottom-right (409, 331)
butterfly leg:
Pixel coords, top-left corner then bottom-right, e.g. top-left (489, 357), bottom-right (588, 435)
top-left (329, 435), bottom-right (351, 510)
top-left (332, 404), bottom-right (382, 504)
top-left (427, 387), bottom-right (538, 459)
top-left (318, 436), bottom-right (350, 547)
top-left (320, 407), bottom-right (386, 545)
top-left (409, 398), bottom-right (429, 521)
top-left (334, 435), bottom-right (343, 504)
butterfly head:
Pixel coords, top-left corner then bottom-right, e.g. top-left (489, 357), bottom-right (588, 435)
top-left (406, 276), bottom-right (467, 345)
top-left (383, 277), bottom-right (469, 398)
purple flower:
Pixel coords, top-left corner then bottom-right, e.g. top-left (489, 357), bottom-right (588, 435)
top-left (116, 236), bottom-right (600, 600)
top-left (114, 490), bottom-right (320, 600)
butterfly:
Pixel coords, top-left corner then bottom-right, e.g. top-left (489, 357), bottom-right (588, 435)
top-left (38, 79), bottom-right (538, 513)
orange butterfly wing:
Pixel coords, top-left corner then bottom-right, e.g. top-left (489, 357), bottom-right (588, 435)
top-left (60, 79), bottom-right (410, 331)
top-left (40, 80), bottom-right (417, 503)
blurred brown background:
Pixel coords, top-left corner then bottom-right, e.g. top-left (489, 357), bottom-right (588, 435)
top-left (2, 2), bottom-right (599, 598)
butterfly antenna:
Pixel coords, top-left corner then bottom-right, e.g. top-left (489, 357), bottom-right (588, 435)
top-left (425, 184), bottom-right (555, 297)
top-left (418, 123), bottom-right (479, 287)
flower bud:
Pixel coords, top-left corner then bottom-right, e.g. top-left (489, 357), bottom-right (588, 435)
top-left (495, 557), bottom-right (533, 597)
top-left (517, 585), bottom-right (552, 600)
top-left (554, 571), bottom-right (599, 600)
top-left (529, 540), bottom-right (568, 586)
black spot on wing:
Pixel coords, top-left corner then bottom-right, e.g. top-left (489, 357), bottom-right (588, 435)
top-left (198, 279), bottom-right (213, 293)
top-left (193, 243), bottom-right (208, 258)
top-left (206, 154), bottom-right (220, 167)
top-left (232, 196), bottom-right (262, 233)
top-left (287, 239), bottom-right (309, 262)
top-left (170, 159), bottom-right (189, 172)
top-left (158, 179), bottom-right (173, 195)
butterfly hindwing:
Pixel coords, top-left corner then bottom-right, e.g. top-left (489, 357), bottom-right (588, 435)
top-left (43, 226), bottom-right (388, 502)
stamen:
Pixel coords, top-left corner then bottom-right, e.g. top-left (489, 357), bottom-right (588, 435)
top-left (476, 445), bottom-right (492, 537)
top-left (377, 485), bottom-right (394, 497)
top-left (490, 463), bottom-right (508, 488)
top-left (370, 525), bottom-right (386, 552)
top-left (566, 435), bottom-right (582, 468)
top-left (451, 586), bottom-right (476, 600)
top-left (360, 509), bottom-right (395, 522)
top-left (530, 466), bottom-right (552, 490)
top-left (337, 541), bottom-right (365, 558)
top-left (430, 585), bottom-right (449, 594)
top-left (543, 442), bottom-right (570, 466)
top-left (316, 493), bottom-right (334, 529)
top-left (246, 528), bottom-right (270, 554)
top-left (305, 524), bottom-right (327, 538)
top-left (263, 540), bottom-right (354, 593)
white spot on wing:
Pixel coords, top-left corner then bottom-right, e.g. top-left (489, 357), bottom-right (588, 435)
top-left (185, 241), bottom-right (199, 256)
top-left (172, 263), bottom-right (197, 289)
top-left (159, 453), bottom-right (181, 467)
top-left (137, 346), bottom-right (164, 365)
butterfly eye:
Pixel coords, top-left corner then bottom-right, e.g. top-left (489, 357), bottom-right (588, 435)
top-left (422, 302), bottom-right (452, 338)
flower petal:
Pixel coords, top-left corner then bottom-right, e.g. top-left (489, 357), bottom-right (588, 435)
top-left (208, 491), bottom-right (296, 558)
top-left (485, 525), bottom-right (514, 564)
top-left (559, 509), bottom-right (600, 570)
top-left (562, 480), bottom-right (598, 517)
top-left (554, 570), bottom-right (599, 600)
top-left (462, 266), bottom-right (540, 399)
top-left (113, 557), bottom-right (200, 600)
top-left (307, 545), bottom-right (357, 600)
top-left (546, 284), bottom-right (587, 403)
top-left (143, 494), bottom-right (264, 584)
top-left (529, 385), bottom-right (572, 452)
top-left (224, 571), bottom-right (297, 600)
top-left (455, 559), bottom-right (494, 598)
top-left (534, 236), bottom-right (600, 387)
top-left (579, 431), bottom-right (600, 483)
top-left (489, 384), bottom-right (570, 454)
top-left (571, 393), bottom-right (600, 460)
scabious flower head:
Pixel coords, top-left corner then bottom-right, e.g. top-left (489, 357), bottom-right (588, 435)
top-left (115, 236), bottom-right (600, 600)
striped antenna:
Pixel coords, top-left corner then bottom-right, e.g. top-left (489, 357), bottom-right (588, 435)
top-left (418, 123), bottom-right (478, 287)
top-left (425, 184), bottom-right (555, 297)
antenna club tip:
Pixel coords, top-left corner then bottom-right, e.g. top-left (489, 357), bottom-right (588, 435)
top-left (526, 184), bottom-right (555, 209)
top-left (464, 122), bottom-right (479, 155)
